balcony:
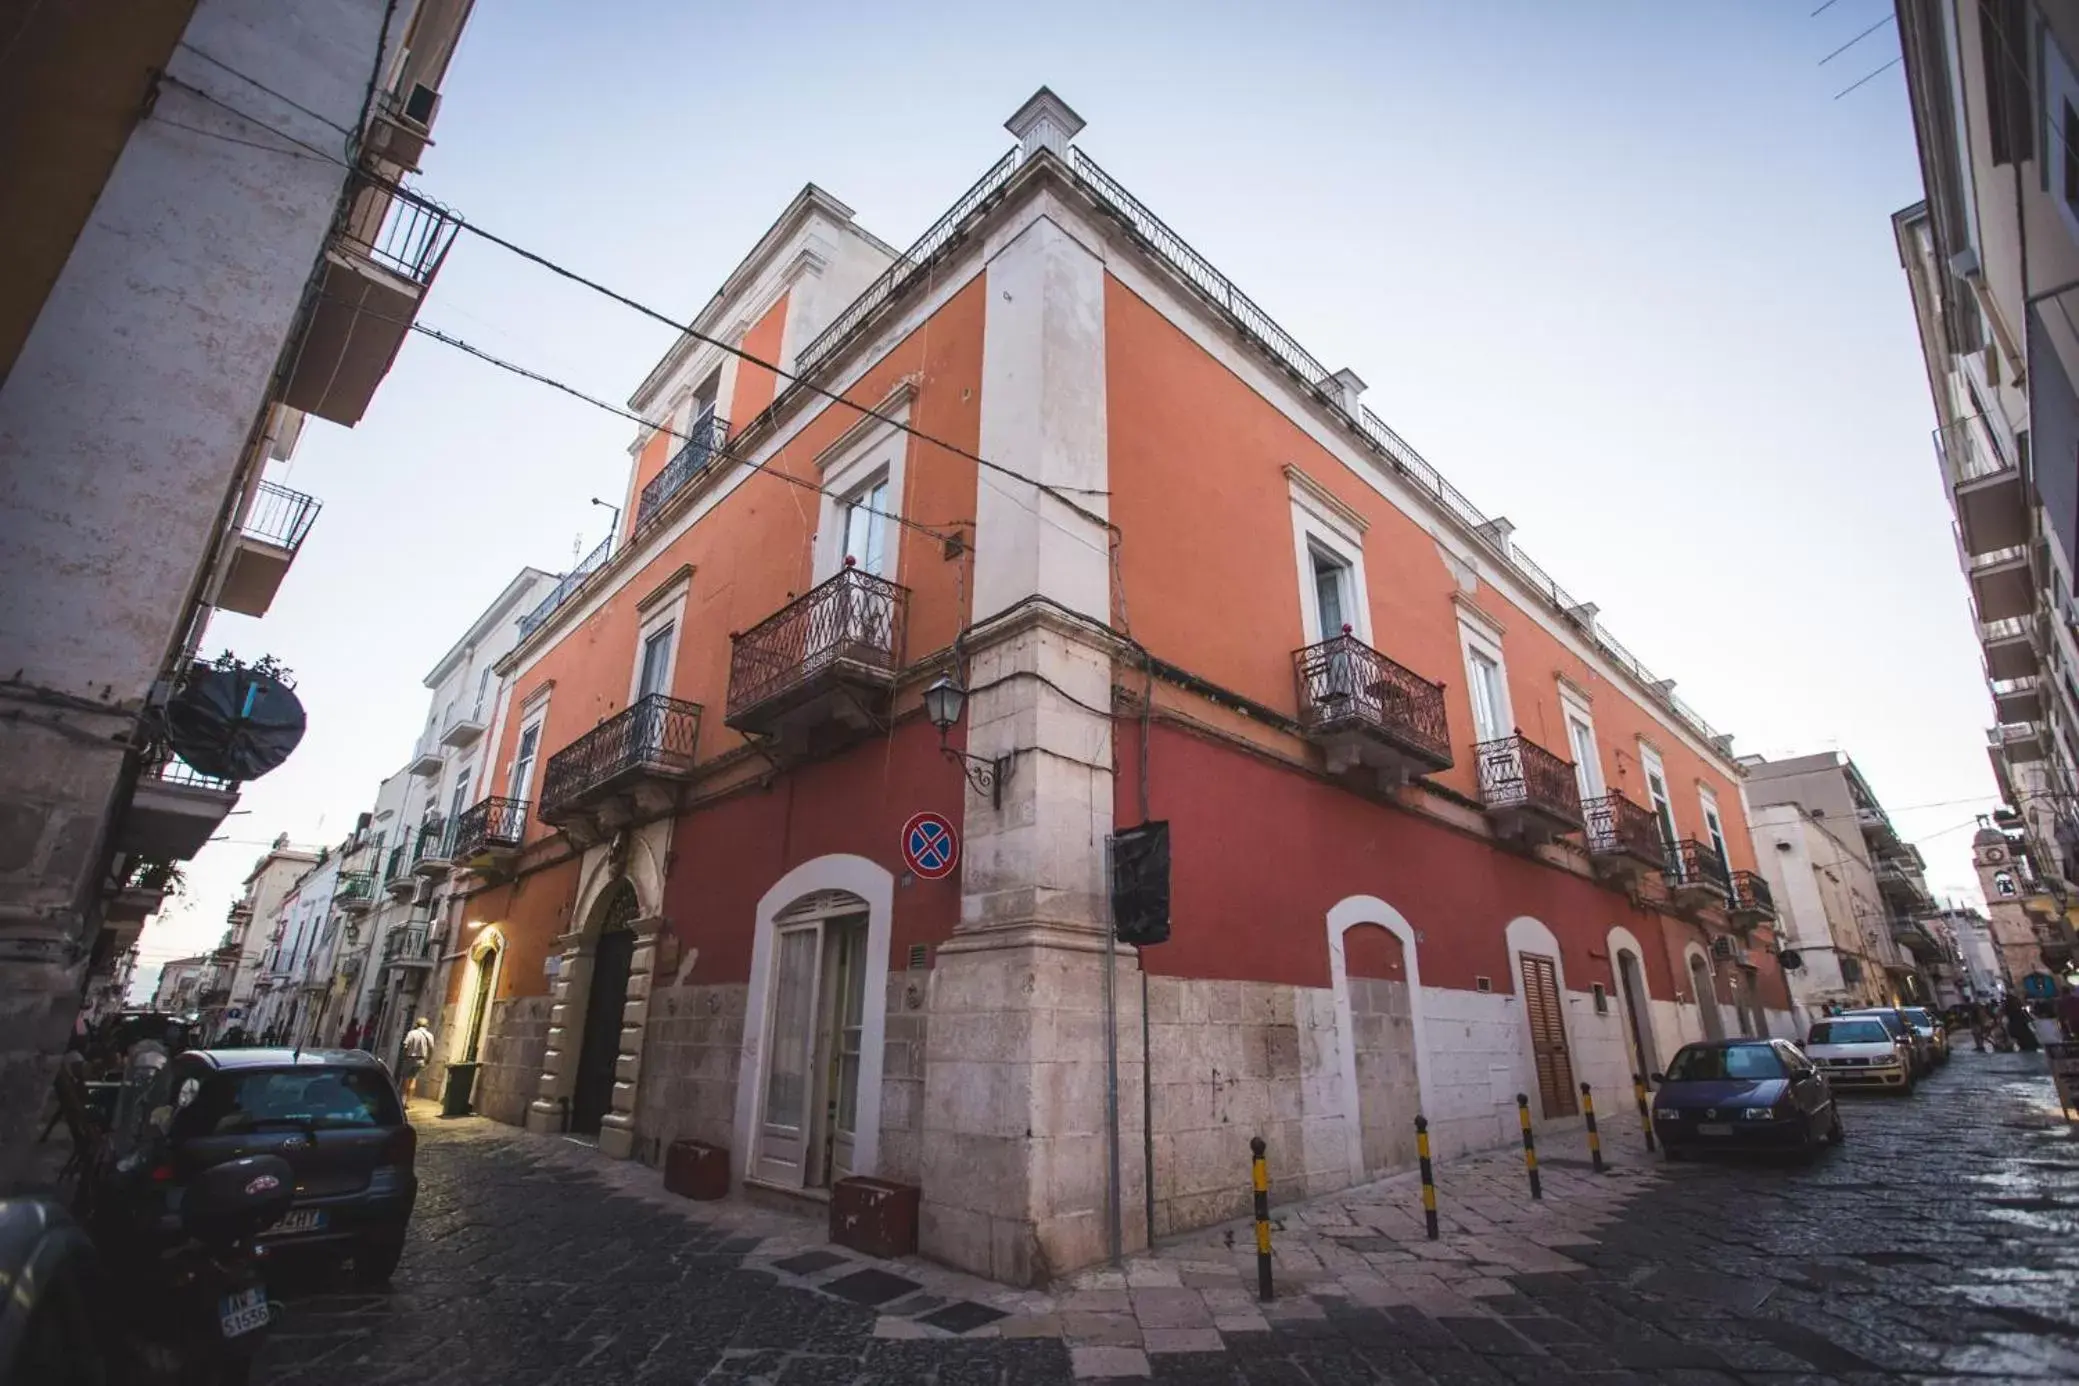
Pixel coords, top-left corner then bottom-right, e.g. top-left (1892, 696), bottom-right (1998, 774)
top-left (215, 481), bottom-right (321, 619)
top-left (517, 534), bottom-right (613, 641)
top-left (409, 821), bottom-right (454, 877)
top-left (1474, 733), bottom-right (1583, 845)
top-left (1292, 633), bottom-right (1451, 786)
top-left (1965, 540), bottom-right (2035, 623)
top-left (1890, 914), bottom-right (1945, 964)
top-left (539, 694), bottom-right (702, 845)
top-left (1874, 855), bottom-right (1931, 909)
top-left (440, 701), bottom-right (487, 748)
top-left (1728, 870), bottom-right (1776, 928)
top-left (407, 728), bottom-right (443, 777)
top-left (382, 842), bottom-right (416, 900)
top-left (1989, 721), bottom-right (2047, 764)
top-left (451, 796), bottom-right (527, 875)
top-left (119, 752), bottom-right (239, 861)
top-left (1937, 418), bottom-right (2029, 556)
top-left (382, 925), bottom-right (432, 971)
top-left (726, 568), bottom-right (908, 749)
top-left (634, 408), bottom-right (730, 532)
top-left (1992, 675), bottom-right (2045, 723)
top-left (333, 871), bottom-right (376, 915)
top-left (1583, 792), bottom-right (1663, 881)
top-left (1980, 615), bottom-right (2038, 681)
top-left (1664, 838), bottom-right (1731, 912)
top-left (281, 175), bottom-right (458, 426)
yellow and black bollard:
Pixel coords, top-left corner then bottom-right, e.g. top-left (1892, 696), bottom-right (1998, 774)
top-left (1580, 1081), bottom-right (1605, 1174)
top-left (1632, 1072), bottom-right (1656, 1153)
top-left (1250, 1135), bottom-right (1273, 1301)
top-left (1515, 1093), bottom-right (1542, 1200)
top-left (1415, 1114), bottom-right (1439, 1240)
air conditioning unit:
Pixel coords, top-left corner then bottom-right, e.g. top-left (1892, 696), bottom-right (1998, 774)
top-left (412, 878), bottom-right (437, 907)
top-left (1710, 935), bottom-right (1738, 960)
top-left (365, 84), bottom-right (440, 171)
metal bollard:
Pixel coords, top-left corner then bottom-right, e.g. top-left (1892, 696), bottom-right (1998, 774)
top-left (1632, 1072), bottom-right (1656, 1153)
top-left (1250, 1136), bottom-right (1273, 1301)
top-left (1515, 1094), bottom-right (1543, 1200)
top-left (1580, 1081), bottom-right (1605, 1174)
top-left (1415, 1114), bottom-right (1439, 1240)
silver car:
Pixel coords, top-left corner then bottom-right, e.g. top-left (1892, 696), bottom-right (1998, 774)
top-left (1802, 1016), bottom-right (1914, 1093)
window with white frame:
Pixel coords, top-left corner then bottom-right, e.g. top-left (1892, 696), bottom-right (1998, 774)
top-left (815, 409), bottom-right (907, 584)
top-left (1699, 785), bottom-right (1732, 872)
top-left (1286, 468), bottom-right (1370, 646)
top-left (510, 718), bottom-right (543, 803)
top-left (840, 477), bottom-right (890, 576)
top-left (1562, 697), bottom-right (1602, 800)
top-left (637, 622), bottom-right (676, 700)
top-left (1457, 618), bottom-right (1510, 744)
top-left (1310, 546), bottom-right (1353, 639)
top-left (1640, 742), bottom-right (1677, 847)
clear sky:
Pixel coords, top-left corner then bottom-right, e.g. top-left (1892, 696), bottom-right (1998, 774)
top-left (132, 1), bottom-right (1994, 993)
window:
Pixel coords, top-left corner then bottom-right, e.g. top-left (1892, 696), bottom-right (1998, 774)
top-left (841, 478), bottom-right (889, 576)
top-left (638, 623), bottom-right (675, 700)
top-left (1564, 707), bottom-right (1602, 800)
top-left (1980, 0), bottom-right (2034, 167)
top-left (171, 1065), bottom-right (402, 1138)
top-left (1663, 1043), bottom-right (1784, 1082)
top-left (1995, 870), bottom-right (2018, 896)
top-left (476, 667), bottom-right (493, 716)
top-left (1311, 547), bottom-right (1351, 638)
top-left (1466, 649), bottom-right (1506, 742)
top-left (510, 721), bottom-right (542, 802)
top-left (1808, 1019), bottom-right (1888, 1046)
top-left (1700, 787), bottom-right (1731, 871)
top-left (1640, 743), bottom-right (1677, 846)
top-left (449, 779), bottom-right (470, 822)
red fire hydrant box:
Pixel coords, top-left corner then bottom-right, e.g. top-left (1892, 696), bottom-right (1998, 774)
top-left (663, 1139), bottom-right (729, 1201)
top-left (829, 1176), bottom-right (919, 1258)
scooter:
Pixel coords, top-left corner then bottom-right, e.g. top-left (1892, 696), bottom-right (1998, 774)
top-left (103, 1153), bottom-right (295, 1385)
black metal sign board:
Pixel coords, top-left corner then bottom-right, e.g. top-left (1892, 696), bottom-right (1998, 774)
top-left (1110, 821), bottom-right (1170, 947)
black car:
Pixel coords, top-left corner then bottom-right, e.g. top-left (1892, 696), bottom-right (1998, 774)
top-left (103, 1047), bottom-right (418, 1285)
top-left (1651, 1038), bottom-right (1843, 1159)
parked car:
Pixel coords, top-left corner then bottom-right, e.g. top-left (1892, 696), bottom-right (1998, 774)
top-left (1802, 1016), bottom-right (1915, 1093)
top-left (1899, 1006), bottom-right (1949, 1064)
top-left (1650, 1038), bottom-right (1843, 1159)
top-left (91, 1047), bottom-right (417, 1286)
top-left (1837, 1007), bottom-right (1932, 1076)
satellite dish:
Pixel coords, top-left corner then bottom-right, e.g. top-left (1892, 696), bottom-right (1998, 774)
top-left (162, 663), bottom-right (306, 781)
top-left (1777, 949), bottom-right (1803, 971)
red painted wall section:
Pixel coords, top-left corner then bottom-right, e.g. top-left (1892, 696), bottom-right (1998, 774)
top-left (1343, 922), bottom-right (1405, 982)
top-left (728, 290), bottom-right (790, 434)
top-left (1116, 720), bottom-right (1693, 1009)
top-left (1102, 274), bottom-right (1754, 868)
top-left (664, 720), bottom-right (967, 983)
top-left (484, 277), bottom-right (988, 847)
top-left (452, 856), bottom-right (583, 1002)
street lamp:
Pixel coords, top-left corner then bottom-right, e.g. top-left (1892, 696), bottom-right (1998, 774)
top-left (590, 496), bottom-right (621, 534)
top-left (923, 675), bottom-right (1013, 810)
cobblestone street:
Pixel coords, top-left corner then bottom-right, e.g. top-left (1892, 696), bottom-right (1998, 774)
top-left (255, 1052), bottom-right (2079, 1384)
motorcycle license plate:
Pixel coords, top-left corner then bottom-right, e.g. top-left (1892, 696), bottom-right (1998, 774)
top-left (1696, 1123), bottom-right (1734, 1137)
top-left (272, 1209), bottom-right (325, 1234)
top-left (219, 1287), bottom-right (270, 1339)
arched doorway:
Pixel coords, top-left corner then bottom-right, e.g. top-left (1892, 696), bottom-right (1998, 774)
top-left (457, 935), bottom-right (504, 1066)
top-left (1614, 948), bottom-right (1658, 1081)
top-left (1343, 922), bottom-right (1420, 1175)
top-left (1688, 951), bottom-right (1724, 1040)
top-left (754, 888), bottom-right (870, 1188)
top-left (571, 880), bottom-right (639, 1137)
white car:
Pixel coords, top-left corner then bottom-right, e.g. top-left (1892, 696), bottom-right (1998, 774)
top-left (1801, 1016), bottom-right (1914, 1093)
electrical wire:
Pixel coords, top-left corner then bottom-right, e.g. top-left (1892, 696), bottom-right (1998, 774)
top-left (176, 40), bottom-right (358, 138)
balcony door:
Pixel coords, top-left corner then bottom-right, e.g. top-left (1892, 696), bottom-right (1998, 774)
top-left (638, 623), bottom-right (675, 701)
top-left (1640, 744), bottom-right (1677, 851)
top-left (755, 897), bottom-right (869, 1188)
top-left (1465, 647), bottom-right (1507, 743)
top-left (841, 479), bottom-right (889, 577)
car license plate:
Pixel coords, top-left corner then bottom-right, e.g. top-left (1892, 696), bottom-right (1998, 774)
top-left (271, 1209), bottom-right (325, 1235)
top-left (219, 1287), bottom-right (270, 1339)
top-left (1696, 1122), bottom-right (1734, 1137)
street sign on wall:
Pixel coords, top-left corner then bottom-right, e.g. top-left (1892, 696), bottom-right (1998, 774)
top-left (901, 812), bottom-right (959, 881)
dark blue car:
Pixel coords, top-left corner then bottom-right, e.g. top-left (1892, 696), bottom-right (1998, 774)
top-left (1650, 1038), bottom-right (1842, 1159)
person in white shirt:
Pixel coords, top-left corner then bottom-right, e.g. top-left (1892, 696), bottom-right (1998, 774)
top-left (400, 1018), bottom-right (435, 1095)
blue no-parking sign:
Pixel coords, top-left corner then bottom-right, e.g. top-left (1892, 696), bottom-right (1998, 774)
top-left (902, 812), bottom-right (959, 880)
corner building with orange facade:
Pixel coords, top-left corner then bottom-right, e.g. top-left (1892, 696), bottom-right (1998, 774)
top-left (427, 91), bottom-right (1791, 1287)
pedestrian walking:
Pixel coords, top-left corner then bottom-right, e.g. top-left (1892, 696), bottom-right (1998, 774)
top-left (2003, 995), bottom-right (2041, 1053)
top-left (400, 1017), bottom-right (435, 1095)
top-left (2058, 984), bottom-right (2079, 1042)
top-left (341, 1016), bottom-right (363, 1051)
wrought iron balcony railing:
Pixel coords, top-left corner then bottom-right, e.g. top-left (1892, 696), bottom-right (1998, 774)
top-left (338, 174), bottom-right (459, 288)
top-left (141, 748), bottom-right (238, 793)
top-left (1474, 733), bottom-right (1583, 828)
top-left (634, 408), bottom-right (730, 532)
top-left (333, 872), bottom-right (375, 909)
top-left (382, 925), bottom-right (430, 967)
top-left (1583, 792), bottom-right (1662, 867)
top-left (411, 819), bottom-right (450, 865)
top-left (384, 843), bottom-right (408, 882)
top-left (1729, 870), bottom-right (1775, 922)
top-left (518, 533), bottom-right (614, 640)
top-left (240, 480), bottom-right (321, 551)
top-left (1292, 633), bottom-right (1451, 770)
top-left (539, 694), bottom-right (702, 820)
top-left (726, 567), bottom-right (908, 727)
top-left (1665, 838), bottom-right (1731, 898)
top-left (451, 796), bottom-right (528, 860)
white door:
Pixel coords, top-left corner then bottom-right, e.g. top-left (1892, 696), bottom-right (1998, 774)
top-left (755, 923), bottom-right (823, 1185)
top-left (1466, 650), bottom-right (1506, 742)
top-left (823, 919), bottom-right (869, 1183)
top-left (841, 481), bottom-right (889, 576)
top-left (1566, 714), bottom-right (1602, 800)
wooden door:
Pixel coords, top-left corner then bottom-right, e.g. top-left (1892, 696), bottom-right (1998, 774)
top-left (1519, 952), bottom-right (1578, 1117)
